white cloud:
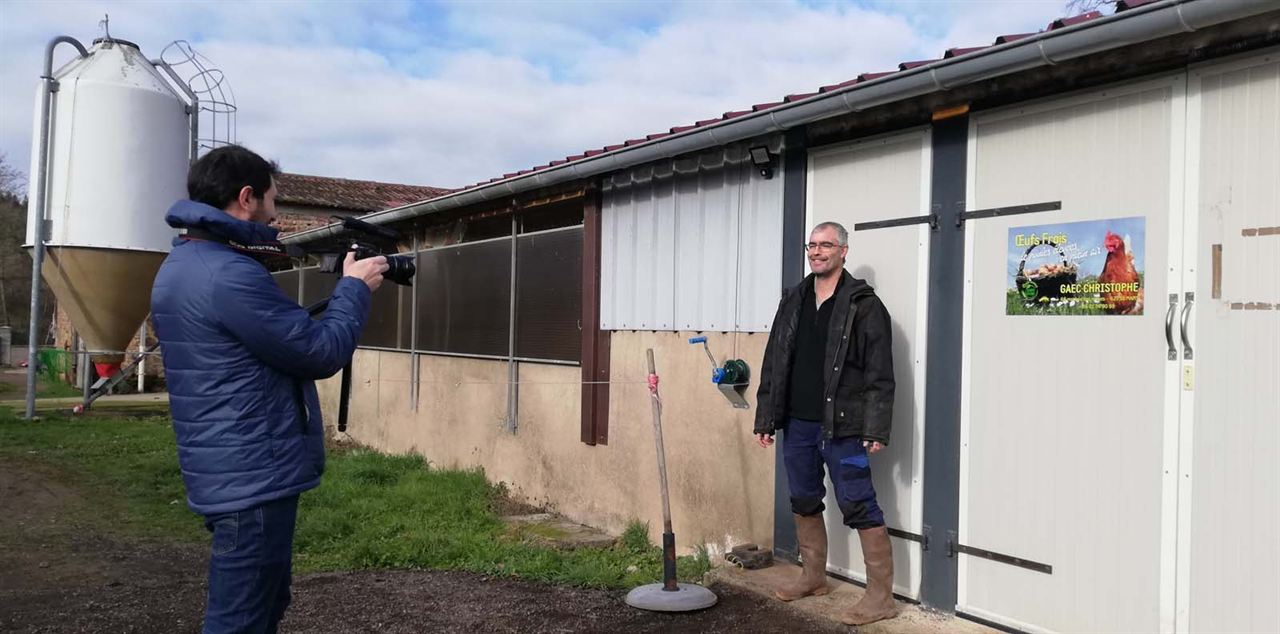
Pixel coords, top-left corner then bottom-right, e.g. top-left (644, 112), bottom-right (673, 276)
top-left (0, 0), bottom-right (1067, 190)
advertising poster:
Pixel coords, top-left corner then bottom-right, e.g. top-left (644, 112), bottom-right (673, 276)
top-left (1007, 216), bottom-right (1146, 316)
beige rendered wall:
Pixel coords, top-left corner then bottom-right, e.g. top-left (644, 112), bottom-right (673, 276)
top-left (317, 330), bottom-right (775, 556)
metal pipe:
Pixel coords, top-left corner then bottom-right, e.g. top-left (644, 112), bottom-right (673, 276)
top-left (80, 339), bottom-right (90, 403)
top-left (137, 322), bottom-right (146, 393)
top-left (26, 35), bottom-right (89, 420)
top-left (409, 232), bottom-right (419, 411)
top-left (505, 212), bottom-right (518, 433)
top-left (153, 60), bottom-right (199, 162)
top-left (281, 0), bottom-right (1274, 247)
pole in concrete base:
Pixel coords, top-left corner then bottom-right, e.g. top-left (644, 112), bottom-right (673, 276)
top-left (625, 348), bottom-right (718, 613)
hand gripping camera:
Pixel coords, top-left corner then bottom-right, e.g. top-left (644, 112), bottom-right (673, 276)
top-left (314, 216), bottom-right (416, 286)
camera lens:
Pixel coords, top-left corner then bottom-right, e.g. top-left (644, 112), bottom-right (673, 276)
top-left (384, 254), bottom-right (416, 286)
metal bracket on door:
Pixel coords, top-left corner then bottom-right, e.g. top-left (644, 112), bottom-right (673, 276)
top-left (887, 527), bottom-right (927, 548)
top-left (957, 200), bottom-right (1062, 227)
top-left (1166, 294), bottom-right (1179, 360)
top-left (854, 214), bottom-right (939, 232)
top-left (945, 531), bottom-right (1053, 575)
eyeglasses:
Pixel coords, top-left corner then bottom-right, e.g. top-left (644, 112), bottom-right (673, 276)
top-left (804, 242), bottom-right (844, 251)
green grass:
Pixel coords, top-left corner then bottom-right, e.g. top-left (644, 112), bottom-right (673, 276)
top-left (0, 407), bottom-right (711, 589)
top-left (0, 377), bottom-right (84, 399)
top-left (0, 407), bottom-right (201, 541)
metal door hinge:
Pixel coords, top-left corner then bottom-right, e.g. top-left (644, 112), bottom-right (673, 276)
top-left (946, 533), bottom-right (1053, 575)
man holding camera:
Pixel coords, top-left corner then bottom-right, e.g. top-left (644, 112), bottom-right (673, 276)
top-left (753, 221), bottom-right (898, 626)
top-left (151, 145), bottom-right (387, 633)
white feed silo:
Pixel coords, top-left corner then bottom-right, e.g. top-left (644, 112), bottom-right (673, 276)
top-left (26, 37), bottom-right (191, 380)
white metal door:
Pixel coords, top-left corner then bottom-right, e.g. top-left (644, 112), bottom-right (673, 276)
top-left (1177, 50), bottom-right (1280, 634)
top-left (806, 128), bottom-right (931, 598)
top-left (959, 76), bottom-right (1185, 633)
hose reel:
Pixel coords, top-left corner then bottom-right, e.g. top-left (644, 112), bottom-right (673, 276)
top-left (688, 336), bottom-right (751, 409)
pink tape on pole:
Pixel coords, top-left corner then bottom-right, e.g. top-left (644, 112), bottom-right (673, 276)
top-left (647, 373), bottom-right (659, 394)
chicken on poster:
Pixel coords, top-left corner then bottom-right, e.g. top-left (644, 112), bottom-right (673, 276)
top-left (1006, 216), bottom-right (1145, 316)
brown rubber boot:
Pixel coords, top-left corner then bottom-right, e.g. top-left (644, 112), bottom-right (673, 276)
top-left (841, 526), bottom-right (899, 625)
top-left (775, 514), bottom-right (829, 601)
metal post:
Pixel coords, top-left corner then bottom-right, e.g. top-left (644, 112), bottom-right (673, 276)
top-left (409, 232), bottom-right (419, 411)
top-left (153, 61), bottom-right (199, 163)
top-left (505, 211), bottom-right (518, 433)
top-left (0, 326), bottom-right (11, 367)
top-left (26, 36), bottom-right (89, 420)
top-left (773, 126), bottom-right (808, 561)
top-left (136, 322), bottom-right (146, 393)
top-left (919, 113), bottom-right (969, 612)
top-left (79, 339), bottom-right (90, 403)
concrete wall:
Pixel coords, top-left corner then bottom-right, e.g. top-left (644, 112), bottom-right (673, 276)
top-left (317, 330), bottom-right (774, 555)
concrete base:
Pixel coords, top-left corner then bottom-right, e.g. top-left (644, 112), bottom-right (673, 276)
top-left (706, 563), bottom-right (999, 634)
top-left (625, 583), bottom-right (719, 612)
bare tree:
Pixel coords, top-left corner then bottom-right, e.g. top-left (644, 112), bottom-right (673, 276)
top-left (1065, 0), bottom-right (1119, 14)
top-left (0, 153), bottom-right (26, 200)
top-left (0, 154), bottom-right (49, 338)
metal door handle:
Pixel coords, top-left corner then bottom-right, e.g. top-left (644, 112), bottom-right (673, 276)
top-left (1165, 294), bottom-right (1178, 361)
top-left (1180, 292), bottom-right (1194, 360)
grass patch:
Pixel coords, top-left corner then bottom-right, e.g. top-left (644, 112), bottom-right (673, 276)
top-left (0, 378), bottom-right (84, 399)
top-left (0, 406), bottom-right (203, 542)
top-left (0, 408), bottom-right (711, 589)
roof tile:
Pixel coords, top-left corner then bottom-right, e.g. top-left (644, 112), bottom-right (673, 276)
top-left (1050, 11), bottom-right (1102, 30)
top-left (275, 172), bottom-right (450, 213)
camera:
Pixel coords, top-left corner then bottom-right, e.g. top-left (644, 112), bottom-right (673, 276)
top-left (314, 217), bottom-right (416, 286)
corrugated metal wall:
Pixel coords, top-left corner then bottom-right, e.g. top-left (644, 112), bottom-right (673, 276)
top-left (601, 140), bottom-right (784, 332)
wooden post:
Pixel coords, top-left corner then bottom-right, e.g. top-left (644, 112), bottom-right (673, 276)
top-left (646, 348), bottom-right (678, 591)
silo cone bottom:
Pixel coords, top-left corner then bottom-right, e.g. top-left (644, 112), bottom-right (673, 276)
top-left (35, 246), bottom-right (165, 366)
top-left (93, 361), bottom-right (121, 378)
top-left (625, 583), bottom-right (718, 612)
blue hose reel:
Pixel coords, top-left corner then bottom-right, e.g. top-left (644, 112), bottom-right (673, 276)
top-left (688, 336), bottom-right (751, 409)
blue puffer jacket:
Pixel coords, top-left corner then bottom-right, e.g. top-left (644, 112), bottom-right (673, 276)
top-left (151, 200), bottom-right (370, 515)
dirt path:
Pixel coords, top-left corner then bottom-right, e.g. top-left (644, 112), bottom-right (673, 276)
top-left (0, 462), bottom-right (848, 633)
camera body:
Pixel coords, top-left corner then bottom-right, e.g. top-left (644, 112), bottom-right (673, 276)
top-left (317, 242), bottom-right (415, 286)
top-left (311, 217), bottom-right (416, 286)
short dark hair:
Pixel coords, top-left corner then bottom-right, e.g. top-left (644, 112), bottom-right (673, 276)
top-left (186, 145), bottom-right (280, 210)
top-left (812, 221), bottom-right (848, 245)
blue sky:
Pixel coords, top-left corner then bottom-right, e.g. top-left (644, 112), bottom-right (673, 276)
top-left (0, 1), bottom-right (1074, 189)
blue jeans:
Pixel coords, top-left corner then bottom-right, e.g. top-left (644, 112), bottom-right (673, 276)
top-left (783, 417), bottom-right (885, 529)
top-left (202, 495), bottom-right (299, 634)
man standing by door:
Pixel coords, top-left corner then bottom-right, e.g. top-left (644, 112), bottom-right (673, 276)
top-left (754, 221), bottom-right (898, 626)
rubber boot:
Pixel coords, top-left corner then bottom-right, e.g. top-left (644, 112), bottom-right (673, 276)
top-left (775, 514), bottom-right (829, 601)
top-left (841, 526), bottom-right (899, 625)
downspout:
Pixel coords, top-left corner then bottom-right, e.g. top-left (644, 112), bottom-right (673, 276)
top-left (281, 0), bottom-right (1273, 247)
top-left (26, 35), bottom-right (89, 420)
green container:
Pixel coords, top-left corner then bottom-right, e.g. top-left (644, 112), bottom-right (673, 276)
top-left (35, 348), bottom-right (73, 383)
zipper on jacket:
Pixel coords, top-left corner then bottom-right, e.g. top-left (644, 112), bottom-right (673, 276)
top-left (824, 295), bottom-right (860, 441)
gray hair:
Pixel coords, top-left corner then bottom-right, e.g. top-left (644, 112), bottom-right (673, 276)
top-left (812, 222), bottom-right (848, 246)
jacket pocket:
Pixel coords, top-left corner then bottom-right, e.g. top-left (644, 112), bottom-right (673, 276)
top-left (835, 393), bottom-right (866, 433)
top-left (292, 381), bottom-right (309, 435)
